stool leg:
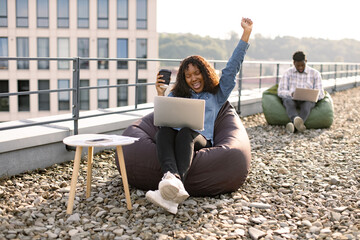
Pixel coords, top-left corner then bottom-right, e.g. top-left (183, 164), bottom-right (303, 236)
top-left (86, 146), bottom-right (94, 198)
top-left (116, 146), bottom-right (132, 210)
top-left (67, 146), bottom-right (83, 214)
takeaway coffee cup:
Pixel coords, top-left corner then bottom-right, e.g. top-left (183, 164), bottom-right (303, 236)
top-left (159, 69), bottom-right (171, 87)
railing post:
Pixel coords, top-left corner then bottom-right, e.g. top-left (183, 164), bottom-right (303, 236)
top-left (259, 63), bottom-right (262, 92)
top-left (334, 64), bottom-right (337, 92)
top-left (276, 63), bottom-right (280, 84)
top-left (356, 64), bottom-right (359, 87)
top-left (72, 57), bottom-right (80, 135)
top-left (237, 65), bottom-right (243, 114)
top-left (320, 64), bottom-right (323, 79)
top-left (135, 60), bottom-right (139, 109)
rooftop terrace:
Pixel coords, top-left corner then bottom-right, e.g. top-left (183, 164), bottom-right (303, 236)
top-left (0, 70), bottom-right (359, 178)
top-left (0, 86), bottom-right (359, 239)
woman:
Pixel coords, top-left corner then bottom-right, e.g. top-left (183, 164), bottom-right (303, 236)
top-left (146, 18), bottom-right (253, 214)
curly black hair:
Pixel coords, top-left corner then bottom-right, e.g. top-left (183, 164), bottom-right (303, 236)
top-left (293, 51), bottom-right (306, 62)
top-left (171, 55), bottom-right (220, 98)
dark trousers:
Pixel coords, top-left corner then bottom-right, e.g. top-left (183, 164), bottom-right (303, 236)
top-left (155, 127), bottom-right (211, 181)
top-left (282, 98), bottom-right (316, 122)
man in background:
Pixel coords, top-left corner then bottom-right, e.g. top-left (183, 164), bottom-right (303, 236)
top-left (278, 51), bottom-right (324, 133)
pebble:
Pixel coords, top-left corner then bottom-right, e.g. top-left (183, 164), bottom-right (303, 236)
top-left (0, 87), bottom-right (360, 239)
top-left (249, 202), bottom-right (271, 209)
top-left (249, 227), bottom-right (266, 240)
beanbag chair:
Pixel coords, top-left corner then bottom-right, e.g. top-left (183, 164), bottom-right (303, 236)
top-left (262, 84), bottom-right (334, 128)
top-left (115, 101), bottom-right (251, 197)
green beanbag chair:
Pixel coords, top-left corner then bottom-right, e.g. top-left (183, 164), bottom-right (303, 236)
top-left (262, 84), bottom-right (334, 129)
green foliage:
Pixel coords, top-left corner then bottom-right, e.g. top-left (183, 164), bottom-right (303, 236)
top-left (159, 33), bottom-right (360, 62)
top-left (159, 33), bottom-right (227, 63)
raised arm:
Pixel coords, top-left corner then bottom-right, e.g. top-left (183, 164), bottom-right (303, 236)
top-left (217, 18), bottom-right (253, 103)
top-left (240, 18), bottom-right (253, 43)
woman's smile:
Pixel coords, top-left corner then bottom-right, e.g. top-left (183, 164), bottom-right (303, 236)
top-left (185, 64), bottom-right (204, 93)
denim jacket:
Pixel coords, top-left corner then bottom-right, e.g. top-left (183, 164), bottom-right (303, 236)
top-left (169, 40), bottom-right (249, 144)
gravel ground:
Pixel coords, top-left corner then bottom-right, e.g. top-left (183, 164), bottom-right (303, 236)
top-left (0, 87), bottom-right (359, 240)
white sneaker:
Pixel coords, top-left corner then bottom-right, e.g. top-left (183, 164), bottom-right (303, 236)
top-left (294, 116), bottom-right (306, 132)
top-left (145, 190), bottom-right (178, 214)
top-left (159, 172), bottom-right (190, 204)
top-left (286, 122), bottom-right (295, 133)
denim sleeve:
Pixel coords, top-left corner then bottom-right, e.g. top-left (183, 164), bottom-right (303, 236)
top-left (216, 40), bottom-right (249, 104)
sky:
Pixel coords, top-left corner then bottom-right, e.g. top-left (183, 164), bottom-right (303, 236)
top-left (157, 0), bottom-right (360, 41)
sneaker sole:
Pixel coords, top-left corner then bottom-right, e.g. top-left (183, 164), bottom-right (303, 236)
top-left (159, 184), bottom-right (179, 201)
top-left (286, 123), bottom-right (294, 133)
top-left (294, 117), bottom-right (306, 132)
top-left (146, 192), bottom-right (177, 214)
top-left (173, 190), bottom-right (190, 203)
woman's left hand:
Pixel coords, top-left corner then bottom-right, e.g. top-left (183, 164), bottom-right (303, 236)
top-left (240, 17), bottom-right (253, 42)
top-left (241, 17), bottom-right (253, 31)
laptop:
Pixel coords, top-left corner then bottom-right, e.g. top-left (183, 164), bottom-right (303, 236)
top-left (292, 88), bottom-right (320, 102)
top-left (153, 96), bottom-right (205, 130)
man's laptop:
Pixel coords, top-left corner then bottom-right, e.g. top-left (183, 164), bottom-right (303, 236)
top-left (292, 88), bottom-right (320, 102)
top-left (153, 96), bottom-right (205, 130)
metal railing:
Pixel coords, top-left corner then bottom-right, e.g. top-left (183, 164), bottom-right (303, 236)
top-left (0, 57), bottom-right (359, 133)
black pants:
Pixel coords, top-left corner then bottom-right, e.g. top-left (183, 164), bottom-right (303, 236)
top-left (156, 127), bottom-right (211, 181)
top-left (282, 98), bottom-right (316, 122)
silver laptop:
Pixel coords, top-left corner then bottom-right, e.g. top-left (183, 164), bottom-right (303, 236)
top-left (154, 96), bottom-right (205, 130)
top-left (292, 88), bottom-right (320, 102)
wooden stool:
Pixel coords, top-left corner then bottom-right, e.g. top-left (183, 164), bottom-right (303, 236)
top-left (63, 134), bottom-right (138, 214)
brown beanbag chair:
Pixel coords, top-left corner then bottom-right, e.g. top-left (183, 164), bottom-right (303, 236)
top-left (115, 101), bottom-right (251, 197)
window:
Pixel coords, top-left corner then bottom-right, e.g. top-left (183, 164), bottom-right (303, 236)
top-left (97, 0), bottom-right (108, 28)
top-left (16, 0), bottom-right (28, 27)
top-left (97, 79), bottom-right (108, 109)
top-left (0, 80), bottom-right (9, 111)
top-left (58, 38), bottom-right (69, 69)
top-left (117, 0), bottom-right (128, 29)
top-left (117, 39), bottom-right (128, 69)
top-left (136, 38), bottom-right (147, 69)
top-left (80, 79), bottom-right (89, 110)
top-left (0, 0), bottom-right (7, 27)
top-left (37, 38), bottom-right (49, 69)
top-left (58, 79), bottom-right (70, 110)
top-left (0, 37), bottom-right (8, 69)
top-left (98, 38), bottom-right (108, 69)
top-left (37, 0), bottom-right (49, 27)
top-left (136, 0), bottom-right (147, 29)
top-left (137, 79), bottom-right (147, 104)
top-left (78, 38), bottom-right (89, 69)
top-left (17, 37), bottom-right (29, 69)
top-left (57, 0), bottom-right (69, 28)
top-left (78, 0), bottom-right (89, 28)
top-left (117, 79), bottom-right (128, 106)
top-left (38, 80), bottom-right (50, 111)
top-left (18, 80), bottom-right (30, 111)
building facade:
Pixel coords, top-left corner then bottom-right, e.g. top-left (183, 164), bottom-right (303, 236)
top-left (0, 0), bottom-right (158, 122)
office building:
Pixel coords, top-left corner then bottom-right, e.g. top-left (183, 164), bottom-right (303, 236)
top-left (0, 0), bottom-right (158, 122)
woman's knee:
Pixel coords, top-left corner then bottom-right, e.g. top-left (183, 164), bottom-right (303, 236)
top-left (156, 127), bottom-right (176, 141)
top-left (176, 127), bottom-right (195, 141)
